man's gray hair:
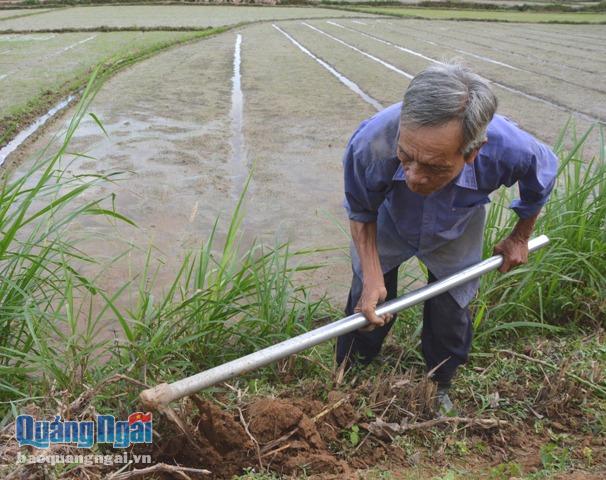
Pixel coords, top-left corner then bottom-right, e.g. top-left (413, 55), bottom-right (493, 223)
top-left (400, 62), bottom-right (498, 157)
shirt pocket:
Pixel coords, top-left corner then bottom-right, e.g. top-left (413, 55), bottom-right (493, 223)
top-left (436, 204), bottom-right (484, 241)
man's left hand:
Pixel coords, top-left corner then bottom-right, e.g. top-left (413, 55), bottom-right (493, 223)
top-left (493, 235), bottom-right (529, 273)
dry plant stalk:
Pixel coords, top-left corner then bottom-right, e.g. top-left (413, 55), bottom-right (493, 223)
top-left (366, 416), bottom-right (508, 438)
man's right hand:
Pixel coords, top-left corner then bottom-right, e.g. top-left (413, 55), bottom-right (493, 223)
top-left (355, 279), bottom-right (393, 332)
top-left (349, 220), bottom-right (393, 332)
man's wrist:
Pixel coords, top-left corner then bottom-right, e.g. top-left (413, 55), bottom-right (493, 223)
top-left (362, 268), bottom-right (384, 287)
top-left (510, 212), bottom-right (540, 242)
top-left (509, 230), bottom-right (531, 243)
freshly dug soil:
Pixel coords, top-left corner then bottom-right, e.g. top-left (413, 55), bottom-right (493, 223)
top-left (153, 393), bottom-right (358, 478)
top-left (145, 364), bottom-right (606, 479)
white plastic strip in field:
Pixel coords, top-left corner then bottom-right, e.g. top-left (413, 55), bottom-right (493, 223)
top-left (56, 35), bottom-right (97, 55)
top-left (0, 95), bottom-right (76, 167)
top-left (382, 20), bottom-right (598, 77)
top-left (302, 23), bottom-right (414, 80)
top-left (0, 34), bottom-right (55, 42)
top-left (312, 22), bottom-right (604, 124)
top-left (327, 21), bottom-right (439, 66)
top-left (229, 33), bottom-right (247, 199)
top-left (328, 21), bottom-right (521, 72)
top-left (326, 21), bottom-right (345, 29)
top-left (452, 48), bottom-right (522, 71)
top-left (272, 24), bottom-right (382, 111)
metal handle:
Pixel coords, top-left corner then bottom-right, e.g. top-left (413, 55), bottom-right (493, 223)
top-left (140, 235), bottom-right (549, 407)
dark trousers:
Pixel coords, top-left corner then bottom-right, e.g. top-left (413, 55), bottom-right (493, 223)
top-left (335, 266), bottom-right (473, 388)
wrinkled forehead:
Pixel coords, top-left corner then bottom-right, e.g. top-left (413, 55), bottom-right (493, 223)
top-left (397, 119), bottom-right (465, 159)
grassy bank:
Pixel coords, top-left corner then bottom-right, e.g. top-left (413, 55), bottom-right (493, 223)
top-left (329, 5), bottom-right (606, 22)
top-left (0, 80), bottom-right (604, 477)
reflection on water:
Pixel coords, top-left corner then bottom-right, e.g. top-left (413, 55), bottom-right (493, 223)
top-left (229, 33), bottom-right (248, 201)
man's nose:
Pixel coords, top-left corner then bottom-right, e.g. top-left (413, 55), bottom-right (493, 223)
top-left (405, 165), bottom-right (429, 185)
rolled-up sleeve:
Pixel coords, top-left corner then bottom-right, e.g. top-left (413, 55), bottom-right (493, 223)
top-left (510, 140), bottom-right (559, 219)
top-left (343, 133), bottom-right (395, 223)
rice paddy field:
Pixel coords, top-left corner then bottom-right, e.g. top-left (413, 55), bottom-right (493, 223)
top-left (0, 8), bottom-right (50, 20)
top-left (336, 6), bottom-right (606, 23)
top-left (0, 4), bottom-right (605, 480)
top-left (0, 5), bottom-right (379, 30)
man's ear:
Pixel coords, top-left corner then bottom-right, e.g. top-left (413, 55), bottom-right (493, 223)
top-left (464, 139), bottom-right (487, 165)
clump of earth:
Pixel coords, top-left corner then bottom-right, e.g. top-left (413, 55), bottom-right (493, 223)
top-left (154, 391), bottom-right (357, 478)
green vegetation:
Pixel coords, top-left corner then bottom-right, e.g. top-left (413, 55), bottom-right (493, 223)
top-left (0, 73), bottom-right (128, 408)
top-left (330, 5), bottom-right (606, 23)
top-left (477, 120), bottom-right (605, 333)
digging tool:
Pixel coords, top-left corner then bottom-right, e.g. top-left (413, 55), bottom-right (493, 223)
top-left (140, 235), bottom-right (549, 408)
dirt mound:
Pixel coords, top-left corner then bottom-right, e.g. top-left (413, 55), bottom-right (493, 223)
top-left (154, 399), bottom-right (254, 478)
top-left (154, 392), bottom-right (357, 478)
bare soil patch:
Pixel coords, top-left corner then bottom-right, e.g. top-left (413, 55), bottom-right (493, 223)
top-left (136, 371), bottom-right (605, 478)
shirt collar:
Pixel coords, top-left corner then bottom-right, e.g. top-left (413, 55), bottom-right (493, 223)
top-left (454, 162), bottom-right (478, 190)
top-left (392, 161), bottom-right (478, 190)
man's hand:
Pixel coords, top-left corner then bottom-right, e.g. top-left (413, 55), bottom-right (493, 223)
top-left (493, 211), bottom-right (540, 273)
top-left (349, 220), bottom-right (394, 332)
top-left (356, 279), bottom-right (393, 332)
top-left (493, 235), bottom-right (529, 273)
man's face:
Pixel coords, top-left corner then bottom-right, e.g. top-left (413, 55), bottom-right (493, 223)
top-left (397, 119), bottom-right (475, 196)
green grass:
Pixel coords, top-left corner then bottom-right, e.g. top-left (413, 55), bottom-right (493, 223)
top-left (332, 6), bottom-right (606, 23)
top-left (475, 120), bottom-right (605, 337)
top-left (0, 5), bottom-right (376, 31)
top-left (0, 70), bottom-right (130, 411)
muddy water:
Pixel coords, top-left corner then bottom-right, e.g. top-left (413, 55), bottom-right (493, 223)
top-left (9, 31), bottom-right (238, 326)
top-left (8, 23), bottom-right (377, 324)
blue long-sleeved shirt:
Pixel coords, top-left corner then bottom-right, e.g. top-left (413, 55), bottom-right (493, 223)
top-left (343, 102), bottom-right (558, 254)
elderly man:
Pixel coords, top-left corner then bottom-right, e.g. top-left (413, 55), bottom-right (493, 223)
top-left (336, 62), bottom-right (558, 414)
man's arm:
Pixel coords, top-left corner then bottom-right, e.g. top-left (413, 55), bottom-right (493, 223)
top-left (493, 130), bottom-right (558, 272)
top-left (493, 210), bottom-right (539, 273)
top-left (350, 220), bottom-right (393, 330)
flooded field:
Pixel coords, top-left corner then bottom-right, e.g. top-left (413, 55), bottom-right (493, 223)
top-left (0, 31), bottom-right (201, 116)
top-left (5, 17), bottom-right (606, 307)
top-left (0, 5), bottom-right (378, 30)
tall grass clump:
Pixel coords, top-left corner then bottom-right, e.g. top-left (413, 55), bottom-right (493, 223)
top-left (0, 71), bottom-right (135, 419)
top-left (474, 122), bottom-right (605, 340)
top-left (106, 185), bottom-right (330, 388)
